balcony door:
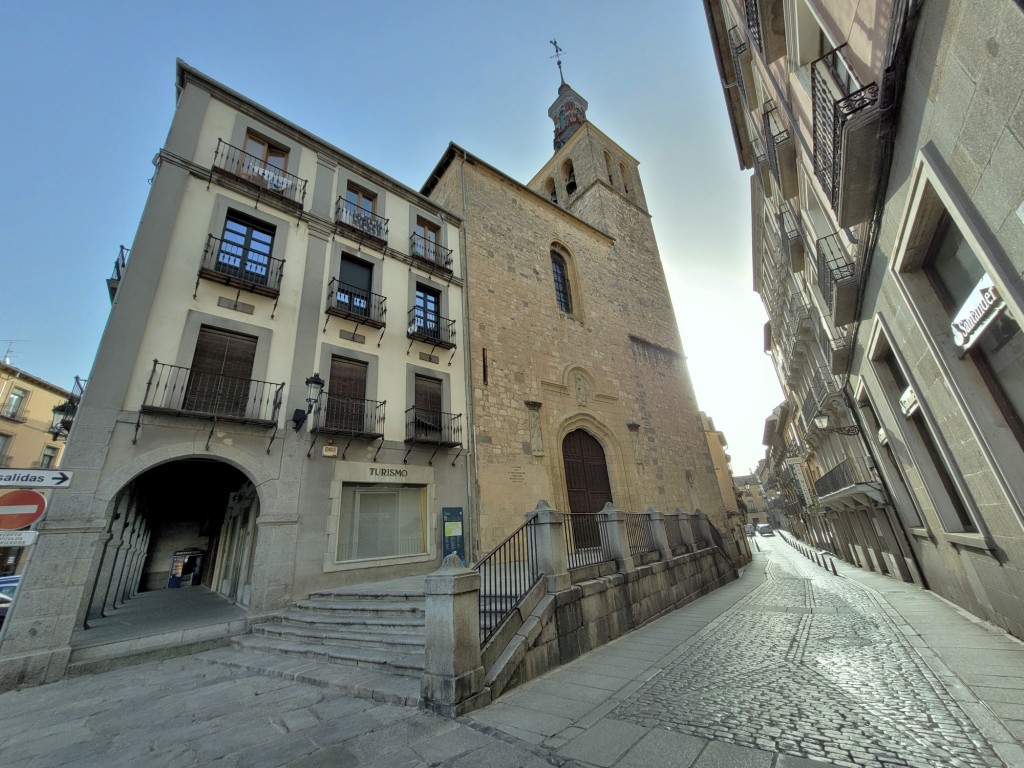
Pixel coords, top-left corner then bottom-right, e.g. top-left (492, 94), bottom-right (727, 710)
top-left (184, 327), bottom-right (257, 417)
top-left (413, 375), bottom-right (443, 441)
top-left (327, 356), bottom-right (367, 433)
top-left (338, 256), bottom-right (373, 318)
top-left (562, 429), bottom-right (611, 548)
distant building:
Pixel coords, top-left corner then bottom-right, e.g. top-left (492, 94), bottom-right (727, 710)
top-left (705, 0), bottom-right (1024, 638)
top-left (0, 364), bottom-right (71, 575)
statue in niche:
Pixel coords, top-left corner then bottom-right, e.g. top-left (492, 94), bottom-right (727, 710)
top-left (525, 401), bottom-right (544, 456)
top-left (574, 374), bottom-right (588, 405)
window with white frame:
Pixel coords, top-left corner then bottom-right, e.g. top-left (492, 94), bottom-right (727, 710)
top-left (337, 484), bottom-right (426, 561)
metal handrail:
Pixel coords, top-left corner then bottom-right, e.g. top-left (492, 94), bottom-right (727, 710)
top-left (140, 361), bottom-right (284, 424)
top-left (335, 197), bottom-right (389, 241)
top-left (814, 456), bottom-right (876, 497)
top-left (564, 513), bottom-right (608, 570)
top-left (213, 139), bottom-right (307, 206)
top-left (475, 514), bottom-right (542, 644)
top-left (200, 234), bottom-right (285, 294)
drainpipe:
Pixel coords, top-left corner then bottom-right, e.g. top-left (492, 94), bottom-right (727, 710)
top-left (457, 150), bottom-right (481, 564)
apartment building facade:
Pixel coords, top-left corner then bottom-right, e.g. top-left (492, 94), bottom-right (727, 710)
top-left (706, 0), bottom-right (1024, 638)
top-left (0, 61), bottom-right (471, 687)
top-left (0, 364), bottom-right (71, 575)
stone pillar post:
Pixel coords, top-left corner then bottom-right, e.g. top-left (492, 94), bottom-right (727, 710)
top-left (662, 508), bottom-right (682, 553)
top-left (527, 500), bottom-right (570, 592)
top-left (645, 505), bottom-right (672, 560)
top-left (675, 507), bottom-right (696, 551)
top-left (696, 511), bottom-right (712, 549)
top-left (422, 554), bottom-right (486, 717)
top-left (597, 503), bottom-right (635, 572)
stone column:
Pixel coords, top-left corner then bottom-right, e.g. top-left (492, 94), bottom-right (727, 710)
top-left (422, 554), bottom-right (486, 717)
top-left (645, 505), bottom-right (672, 560)
top-left (695, 511), bottom-right (712, 550)
top-left (597, 503), bottom-right (635, 573)
top-left (527, 500), bottom-right (570, 592)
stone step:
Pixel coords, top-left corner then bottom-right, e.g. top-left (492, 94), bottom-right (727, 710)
top-left (253, 622), bottom-right (425, 652)
top-left (291, 599), bottom-right (426, 619)
top-left (309, 587), bottom-right (426, 603)
top-left (231, 634), bottom-right (425, 676)
top-left (198, 646), bottom-right (423, 708)
top-left (274, 608), bottom-right (425, 634)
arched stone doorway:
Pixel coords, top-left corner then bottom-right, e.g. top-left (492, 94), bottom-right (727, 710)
top-left (85, 458), bottom-right (259, 623)
top-left (562, 429), bottom-right (612, 548)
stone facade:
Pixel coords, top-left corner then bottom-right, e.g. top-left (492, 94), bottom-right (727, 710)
top-left (424, 112), bottom-right (728, 553)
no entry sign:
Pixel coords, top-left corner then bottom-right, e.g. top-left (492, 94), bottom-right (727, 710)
top-left (0, 489), bottom-right (47, 530)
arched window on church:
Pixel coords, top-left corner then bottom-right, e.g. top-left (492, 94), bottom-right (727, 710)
top-left (562, 160), bottom-right (577, 195)
top-left (551, 247), bottom-right (573, 315)
top-left (619, 163), bottom-right (630, 194)
top-left (603, 152), bottom-right (614, 186)
top-left (545, 178), bottom-right (558, 204)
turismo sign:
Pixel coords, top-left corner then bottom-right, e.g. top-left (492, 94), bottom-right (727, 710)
top-left (951, 273), bottom-right (1005, 354)
top-left (0, 469), bottom-right (73, 489)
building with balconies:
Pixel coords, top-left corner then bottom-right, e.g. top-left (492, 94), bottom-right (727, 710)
top-left (0, 61), bottom-right (471, 688)
top-left (707, 1), bottom-right (1024, 639)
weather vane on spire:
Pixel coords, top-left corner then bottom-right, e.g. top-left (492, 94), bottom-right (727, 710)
top-left (550, 39), bottom-right (566, 85)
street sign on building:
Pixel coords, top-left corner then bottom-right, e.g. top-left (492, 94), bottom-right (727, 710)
top-left (0, 490), bottom-right (47, 530)
top-left (0, 530), bottom-right (39, 547)
top-left (0, 469), bottom-right (73, 489)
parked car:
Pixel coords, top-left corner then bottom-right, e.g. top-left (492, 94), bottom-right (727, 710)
top-left (0, 575), bottom-right (20, 599)
top-left (756, 524), bottom-right (775, 537)
top-left (744, 524), bottom-right (755, 535)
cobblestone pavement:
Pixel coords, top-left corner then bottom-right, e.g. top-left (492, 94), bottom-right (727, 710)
top-left (610, 539), bottom-right (1004, 768)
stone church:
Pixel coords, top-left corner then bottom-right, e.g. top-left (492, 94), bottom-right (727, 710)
top-left (423, 75), bottom-right (727, 552)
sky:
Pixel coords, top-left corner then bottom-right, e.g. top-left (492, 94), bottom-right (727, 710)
top-left (0, 1), bottom-right (782, 474)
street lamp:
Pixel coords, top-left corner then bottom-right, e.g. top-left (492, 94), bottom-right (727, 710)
top-left (291, 373), bottom-right (325, 431)
top-left (813, 414), bottom-right (860, 435)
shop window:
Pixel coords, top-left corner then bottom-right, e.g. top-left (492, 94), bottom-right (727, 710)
top-left (338, 484), bottom-right (426, 561)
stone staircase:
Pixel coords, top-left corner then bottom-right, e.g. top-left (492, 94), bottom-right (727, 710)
top-left (199, 577), bottom-right (427, 706)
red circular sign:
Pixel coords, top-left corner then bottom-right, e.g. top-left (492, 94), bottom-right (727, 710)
top-left (0, 489), bottom-right (47, 530)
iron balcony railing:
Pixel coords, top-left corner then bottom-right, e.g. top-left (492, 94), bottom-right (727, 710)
top-left (816, 233), bottom-right (856, 314)
top-left (811, 45), bottom-right (878, 212)
top-left (727, 26), bottom-right (750, 105)
top-left (800, 386), bottom-right (819, 430)
top-left (476, 513), bottom-right (542, 644)
top-left (200, 234), bottom-right (285, 296)
top-left (213, 139), bottom-right (307, 207)
top-left (335, 197), bottom-right (389, 242)
top-left (564, 513), bottom-right (607, 570)
top-left (326, 278), bottom-right (386, 328)
top-left (314, 394), bottom-right (385, 438)
top-left (107, 245), bottom-right (130, 303)
top-left (744, 0), bottom-right (763, 55)
top-left (140, 361), bottom-right (284, 424)
top-left (409, 233), bottom-right (453, 272)
top-left (625, 513), bottom-right (656, 558)
top-left (814, 456), bottom-right (876, 498)
top-left (0, 403), bottom-right (27, 422)
top-left (404, 407), bottom-right (462, 447)
top-left (762, 99), bottom-right (790, 183)
top-left (50, 375), bottom-right (86, 441)
top-left (407, 307), bottom-right (456, 349)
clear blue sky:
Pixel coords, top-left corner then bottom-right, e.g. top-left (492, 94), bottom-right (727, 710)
top-left (0, 1), bottom-right (781, 473)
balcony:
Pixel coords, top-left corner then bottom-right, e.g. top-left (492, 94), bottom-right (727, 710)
top-left (409, 234), bottom-right (453, 273)
top-left (800, 367), bottom-right (842, 430)
top-left (140, 361), bottom-right (283, 425)
top-left (815, 233), bottom-right (858, 326)
top-left (404, 407), bottom-right (462, 447)
top-left (814, 456), bottom-right (883, 506)
top-left (107, 245), bottom-right (129, 304)
top-left (827, 329), bottom-right (854, 374)
top-left (811, 46), bottom-right (880, 227)
top-left (744, 0), bottom-right (786, 63)
top-left (198, 235), bottom-right (284, 297)
top-left (727, 26), bottom-right (758, 112)
top-left (325, 278), bottom-right (386, 329)
top-left (335, 197), bottom-right (389, 245)
top-left (213, 140), bottom-right (307, 208)
top-left (762, 100), bottom-right (797, 199)
top-left (0, 402), bottom-right (27, 423)
top-left (314, 394), bottom-right (385, 438)
top-left (778, 203), bottom-right (805, 272)
top-left (407, 308), bottom-right (456, 350)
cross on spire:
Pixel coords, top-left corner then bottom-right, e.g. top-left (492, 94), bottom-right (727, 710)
top-left (549, 39), bottom-right (566, 85)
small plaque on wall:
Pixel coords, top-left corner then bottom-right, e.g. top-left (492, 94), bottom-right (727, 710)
top-left (322, 445), bottom-right (339, 458)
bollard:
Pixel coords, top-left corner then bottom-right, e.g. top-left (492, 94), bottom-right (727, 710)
top-left (830, 558), bottom-right (838, 575)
